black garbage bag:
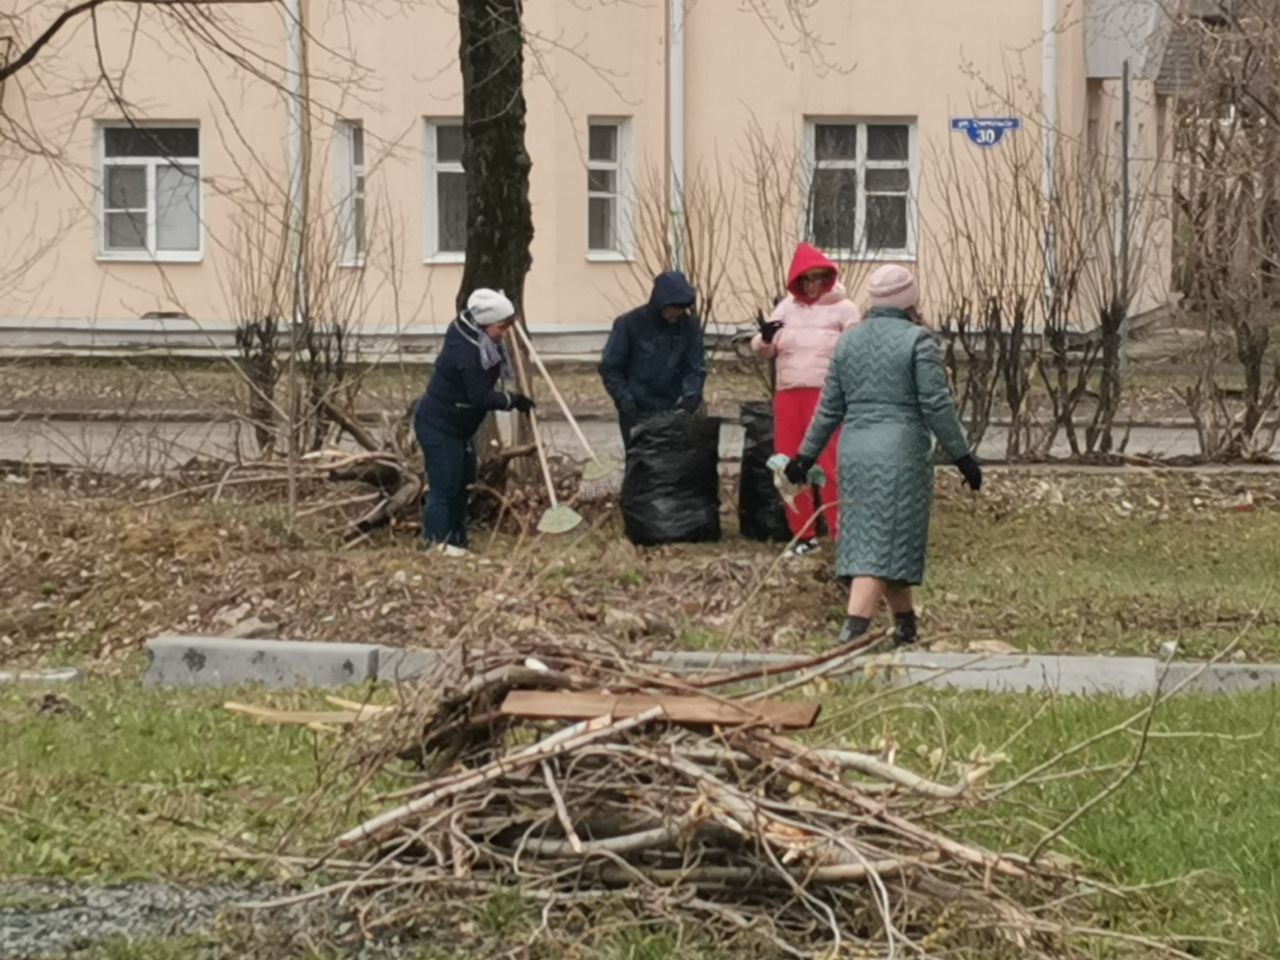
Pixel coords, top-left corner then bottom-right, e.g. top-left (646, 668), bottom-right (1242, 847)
top-left (621, 412), bottom-right (721, 546)
top-left (738, 401), bottom-right (791, 542)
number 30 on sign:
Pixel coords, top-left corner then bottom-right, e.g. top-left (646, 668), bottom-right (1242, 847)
top-left (950, 118), bottom-right (1021, 148)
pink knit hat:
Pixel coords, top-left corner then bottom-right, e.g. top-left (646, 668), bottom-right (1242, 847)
top-left (866, 265), bottom-right (918, 311)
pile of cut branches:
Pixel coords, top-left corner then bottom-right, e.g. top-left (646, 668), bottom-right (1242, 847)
top-left (135, 441), bottom-right (598, 544)
top-left (249, 641), bottom-right (1172, 958)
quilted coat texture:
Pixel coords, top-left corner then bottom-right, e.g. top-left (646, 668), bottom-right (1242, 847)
top-left (799, 307), bottom-right (972, 585)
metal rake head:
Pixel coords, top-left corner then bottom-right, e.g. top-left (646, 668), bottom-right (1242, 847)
top-left (537, 503), bottom-right (584, 535)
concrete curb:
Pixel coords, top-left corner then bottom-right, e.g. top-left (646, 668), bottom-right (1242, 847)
top-left (0, 668), bottom-right (83, 684)
top-left (145, 636), bottom-right (380, 689)
top-left (143, 635), bottom-right (1280, 698)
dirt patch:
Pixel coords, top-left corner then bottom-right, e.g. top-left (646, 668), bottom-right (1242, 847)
top-left (0, 469), bottom-right (840, 668)
top-left (2, 468), bottom-right (1279, 668)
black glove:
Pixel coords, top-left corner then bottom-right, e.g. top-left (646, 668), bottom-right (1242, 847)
top-left (956, 454), bottom-right (983, 492)
top-left (784, 454), bottom-right (815, 486)
top-left (678, 395), bottom-right (700, 414)
top-left (757, 313), bottom-right (784, 344)
top-left (509, 393), bottom-right (535, 414)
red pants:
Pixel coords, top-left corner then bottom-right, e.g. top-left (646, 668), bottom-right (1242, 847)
top-left (773, 387), bottom-right (839, 542)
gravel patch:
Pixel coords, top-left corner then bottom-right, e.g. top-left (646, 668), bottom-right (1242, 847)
top-left (0, 880), bottom-right (252, 957)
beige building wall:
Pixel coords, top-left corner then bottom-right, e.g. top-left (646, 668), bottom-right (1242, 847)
top-left (0, 0), bottom-right (1173, 345)
top-left (1086, 75), bottom-right (1174, 319)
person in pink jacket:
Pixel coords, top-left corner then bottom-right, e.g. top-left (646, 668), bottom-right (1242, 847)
top-left (751, 243), bottom-right (861, 555)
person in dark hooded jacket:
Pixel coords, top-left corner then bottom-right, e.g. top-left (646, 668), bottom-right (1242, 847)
top-left (599, 271), bottom-right (705, 449)
top-left (414, 288), bottom-right (534, 555)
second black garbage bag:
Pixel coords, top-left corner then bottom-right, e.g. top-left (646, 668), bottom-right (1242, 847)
top-left (621, 412), bottom-right (721, 546)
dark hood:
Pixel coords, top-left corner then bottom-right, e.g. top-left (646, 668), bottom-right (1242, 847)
top-left (647, 271), bottom-right (696, 313)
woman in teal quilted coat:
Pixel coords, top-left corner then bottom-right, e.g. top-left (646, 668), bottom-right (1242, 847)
top-left (785, 265), bottom-right (982, 648)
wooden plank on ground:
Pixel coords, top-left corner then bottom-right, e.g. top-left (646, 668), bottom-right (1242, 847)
top-left (324, 695), bottom-right (397, 715)
top-left (224, 702), bottom-right (374, 726)
top-left (499, 690), bottom-right (820, 730)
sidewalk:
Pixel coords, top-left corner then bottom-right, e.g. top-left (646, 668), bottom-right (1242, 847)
top-left (3, 406), bottom-right (1275, 471)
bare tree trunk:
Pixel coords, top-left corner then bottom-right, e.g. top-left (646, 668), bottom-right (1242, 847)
top-left (457, 0), bottom-right (535, 475)
top-left (1089, 300), bottom-right (1126, 455)
top-left (234, 317), bottom-right (280, 456)
top-left (999, 295), bottom-right (1033, 458)
top-left (457, 0), bottom-right (533, 311)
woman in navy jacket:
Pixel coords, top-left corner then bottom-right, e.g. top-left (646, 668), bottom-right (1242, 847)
top-left (414, 289), bottom-right (534, 554)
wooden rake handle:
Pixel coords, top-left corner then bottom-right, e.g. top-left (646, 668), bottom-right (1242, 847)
top-left (513, 322), bottom-right (601, 464)
top-left (510, 327), bottom-right (560, 509)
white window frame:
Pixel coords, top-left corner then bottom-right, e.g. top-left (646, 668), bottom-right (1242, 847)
top-left (803, 118), bottom-right (918, 262)
top-left (585, 117), bottom-right (634, 262)
top-left (334, 119), bottom-right (366, 268)
top-left (96, 121), bottom-right (203, 263)
top-left (423, 117), bottom-right (466, 264)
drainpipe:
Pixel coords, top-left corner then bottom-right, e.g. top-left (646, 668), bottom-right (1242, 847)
top-left (1120, 58), bottom-right (1132, 312)
top-left (286, 0), bottom-right (305, 328)
top-left (285, 0), bottom-right (305, 515)
top-left (1041, 0), bottom-right (1059, 318)
top-left (668, 0), bottom-right (686, 272)
top-left (1119, 57), bottom-right (1132, 379)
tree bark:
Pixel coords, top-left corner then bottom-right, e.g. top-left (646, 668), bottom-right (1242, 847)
top-left (457, 0), bottom-right (534, 312)
top-left (456, 0), bottom-right (535, 474)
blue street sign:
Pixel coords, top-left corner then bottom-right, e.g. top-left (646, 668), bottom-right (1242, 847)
top-left (950, 117), bottom-right (1021, 148)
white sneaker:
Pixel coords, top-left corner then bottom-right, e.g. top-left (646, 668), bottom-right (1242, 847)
top-left (438, 544), bottom-right (473, 559)
top-left (789, 539), bottom-right (821, 557)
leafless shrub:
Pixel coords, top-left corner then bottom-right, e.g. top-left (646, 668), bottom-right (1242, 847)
top-left (1172, 1), bottom-right (1280, 458)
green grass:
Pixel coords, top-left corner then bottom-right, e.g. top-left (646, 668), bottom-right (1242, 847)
top-left (824, 684), bottom-right (1280, 955)
top-left (3, 676), bottom-right (1278, 955)
top-left (926, 477), bottom-right (1280, 659)
top-left (62, 937), bottom-right (209, 960)
top-left (689, 473), bottom-right (1280, 659)
top-left (0, 679), bottom-right (338, 880)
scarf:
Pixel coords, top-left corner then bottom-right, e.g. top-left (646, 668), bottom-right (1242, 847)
top-left (455, 310), bottom-right (514, 382)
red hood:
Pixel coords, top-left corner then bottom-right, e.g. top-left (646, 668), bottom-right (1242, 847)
top-left (786, 243), bottom-right (838, 303)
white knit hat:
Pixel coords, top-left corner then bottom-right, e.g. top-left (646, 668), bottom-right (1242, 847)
top-left (465, 288), bottom-right (516, 327)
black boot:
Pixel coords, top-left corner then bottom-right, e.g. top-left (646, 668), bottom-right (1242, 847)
top-left (837, 616), bottom-right (872, 646)
top-left (893, 611), bottom-right (919, 648)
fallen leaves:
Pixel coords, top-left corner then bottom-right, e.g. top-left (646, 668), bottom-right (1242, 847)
top-left (2, 467), bottom-right (1279, 668)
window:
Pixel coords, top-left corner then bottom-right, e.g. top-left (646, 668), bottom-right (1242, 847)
top-left (424, 119), bottom-right (466, 261)
top-left (807, 121), bottom-right (915, 258)
top-left (586, 119), bottom-right (632, 258)
top-left (335, 120), bottom-right (365, 266)
top-left (99, 124), bottom-right (201, 260)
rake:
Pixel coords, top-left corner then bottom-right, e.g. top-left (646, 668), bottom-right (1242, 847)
top-left (511, 330), bottom-right (583, 535)
top-left (513, 323), bottom-right (620, 482)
